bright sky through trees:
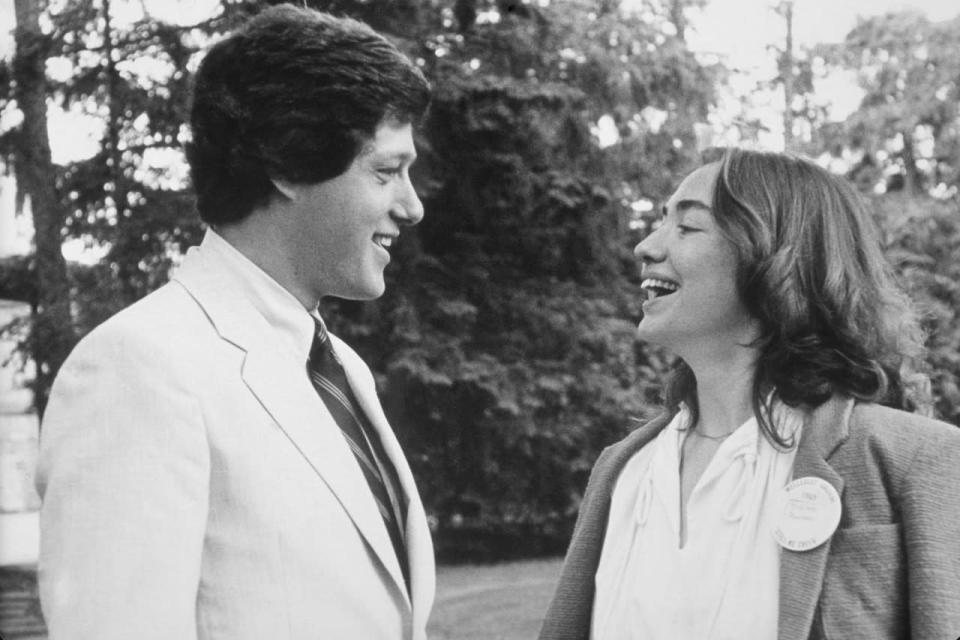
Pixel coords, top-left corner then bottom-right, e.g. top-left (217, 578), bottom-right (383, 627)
top-left (682, 0), bottom-right (959, 149)
top-left (591, 0), bottom-right (959, 150)
top-left (2, 0), bottom-right (957, 159)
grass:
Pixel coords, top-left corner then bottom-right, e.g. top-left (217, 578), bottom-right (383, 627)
top-left (428, 557), bottom-right (563, 640)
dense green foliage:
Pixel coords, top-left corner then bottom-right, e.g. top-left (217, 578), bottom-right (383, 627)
top-left (2, 0), bottom-right (958, 560)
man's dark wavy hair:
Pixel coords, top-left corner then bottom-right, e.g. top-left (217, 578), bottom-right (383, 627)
top-left (186, 4), bottom-right (430, 225)
top-left (665, 148), bottom-right (930, 448)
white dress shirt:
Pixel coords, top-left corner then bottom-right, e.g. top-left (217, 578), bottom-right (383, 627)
top-left (592, 403), bottom-right (803, 640)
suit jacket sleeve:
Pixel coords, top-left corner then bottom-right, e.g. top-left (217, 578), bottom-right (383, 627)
top-left (900, 420), bottom-right (960, 639)
top-left (36, 323), bottom-right (210, 640)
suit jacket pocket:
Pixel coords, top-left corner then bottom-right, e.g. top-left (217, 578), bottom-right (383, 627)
top-left (820, 523), bottom-right (908, 640)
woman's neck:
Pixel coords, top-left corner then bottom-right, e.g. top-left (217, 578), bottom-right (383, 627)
top-left (683, 341), bottom-right (759, 438)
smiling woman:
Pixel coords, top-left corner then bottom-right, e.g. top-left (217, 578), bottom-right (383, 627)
top-left (635, 161), bottom-right (759, 372)
top-left (539, 148), bottom-right (960, 640)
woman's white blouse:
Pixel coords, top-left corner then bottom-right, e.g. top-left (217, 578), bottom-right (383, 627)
top-left (591, 405), bottom-right (803, 640)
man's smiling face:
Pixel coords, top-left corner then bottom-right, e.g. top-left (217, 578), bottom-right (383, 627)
top-left (277, 119), bottom-right (424, 303)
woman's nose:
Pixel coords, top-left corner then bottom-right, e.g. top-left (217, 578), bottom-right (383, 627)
top-left (634, 226), bottom-right (665, 263)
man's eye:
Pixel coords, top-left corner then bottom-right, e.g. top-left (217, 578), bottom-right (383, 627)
top-left (677, 225), bottom-right (700, 234)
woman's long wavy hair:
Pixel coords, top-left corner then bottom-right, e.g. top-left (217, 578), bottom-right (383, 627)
top-left (664, 148), bottom-right (931, 448)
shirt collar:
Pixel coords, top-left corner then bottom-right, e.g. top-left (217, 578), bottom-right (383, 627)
top-left (200, 228), bottom-right (317, 360)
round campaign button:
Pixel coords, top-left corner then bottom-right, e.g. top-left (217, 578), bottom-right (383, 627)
top-left (771, 476), bottom-right (841, 552)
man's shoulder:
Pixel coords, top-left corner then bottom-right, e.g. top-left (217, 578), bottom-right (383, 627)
top-left (68, 280), bottom-right (208, 360)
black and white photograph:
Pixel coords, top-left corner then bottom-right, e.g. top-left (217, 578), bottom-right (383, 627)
top-left (1, 0), bottom-right (958, 638)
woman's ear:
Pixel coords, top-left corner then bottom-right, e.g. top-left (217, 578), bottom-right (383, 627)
top-left (270, 177), bottom-right (300, 201)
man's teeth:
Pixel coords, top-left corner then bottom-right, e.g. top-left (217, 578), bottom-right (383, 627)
top-left (641, 278), bottom-right (680, 299)
top-left (374, 236), bottom-right (394, 249)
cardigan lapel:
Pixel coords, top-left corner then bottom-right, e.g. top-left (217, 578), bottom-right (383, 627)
top-left (539, 413), bottom-right (673, 640)
top-left (777, 396), bottom-right (853, 640)
top-left (544, 398), bottom-right (856, 640)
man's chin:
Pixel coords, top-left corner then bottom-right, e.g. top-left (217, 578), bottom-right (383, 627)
top-left (334, 281), bottom-right (386, 301)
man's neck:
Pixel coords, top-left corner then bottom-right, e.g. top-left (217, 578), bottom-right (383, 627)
top-left (214, 214), bottom-right (318, 311)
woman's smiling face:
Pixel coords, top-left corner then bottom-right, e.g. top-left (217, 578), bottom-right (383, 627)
top-left (634, 162), bottom-right (759, 354)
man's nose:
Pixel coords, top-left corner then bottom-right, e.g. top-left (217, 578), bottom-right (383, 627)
top-left (394, 174), bottom-right (424, 225)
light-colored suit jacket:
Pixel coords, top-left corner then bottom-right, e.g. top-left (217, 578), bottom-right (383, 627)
top-left (539, 396), bottom-right (960, 640)
top-left (37, 234), bottom-right (435, 639)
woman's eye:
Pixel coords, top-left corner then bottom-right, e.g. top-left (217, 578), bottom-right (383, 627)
top-left (677, 224), bottom-right (699, 234)
top-left (377, 167), bottom-right (402, 180)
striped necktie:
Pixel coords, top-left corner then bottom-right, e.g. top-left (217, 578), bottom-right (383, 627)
top-left (307, 319), bottom-right (409, 590)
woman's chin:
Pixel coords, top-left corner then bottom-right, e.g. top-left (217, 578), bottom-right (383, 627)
top-left (636, 319), bottom-right (671, 346)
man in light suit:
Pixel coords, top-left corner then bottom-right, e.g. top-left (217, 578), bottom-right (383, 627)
top-left (36, 5), bottom-right (434, 638)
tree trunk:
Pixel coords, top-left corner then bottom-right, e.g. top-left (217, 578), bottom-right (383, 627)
top-left (901, 130), bottom-right (923, 195)
top-left (454, 0), bottom-right (476, 32)
top-left (13, 0), bottom-right (76, 416)
top-left (780, 1), bottom-right (795, 151)
top-left (101, 0), bottom-right (138, 304)
top-left (670, 0), bottom-right (686, 41)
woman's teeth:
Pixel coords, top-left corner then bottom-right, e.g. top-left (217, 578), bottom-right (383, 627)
top-left (641, 278), bottom-right (680, 299)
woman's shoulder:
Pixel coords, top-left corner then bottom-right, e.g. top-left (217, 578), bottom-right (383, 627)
top-left (849, 402), bottom-right (959, 442)
top-left (581, 411), bottom-right (674, 498)
top-left (595, 411), bottom-right (674, 467)
top-left (844, 401), bottom-right (960, 469)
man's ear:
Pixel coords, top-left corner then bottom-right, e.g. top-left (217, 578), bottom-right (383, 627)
top-left (270, 177), bottom-right (300, 201)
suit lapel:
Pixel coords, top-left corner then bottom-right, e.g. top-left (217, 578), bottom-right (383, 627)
top-left (173, 245), bottom-right (409, 606)
top-left (337, 337), bottom-right (435, 619)
top-left (241, 347), bottom-right (408, 597)
top-left (777, 396), bottom-right (853, 640)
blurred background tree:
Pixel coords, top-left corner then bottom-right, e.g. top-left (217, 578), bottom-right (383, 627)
top-left (803, 10), bottom-right (960, 429)
top-left (1, 0), bottom-right (958, 561)
top-left (810, 11), bottom-right (960, 194)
